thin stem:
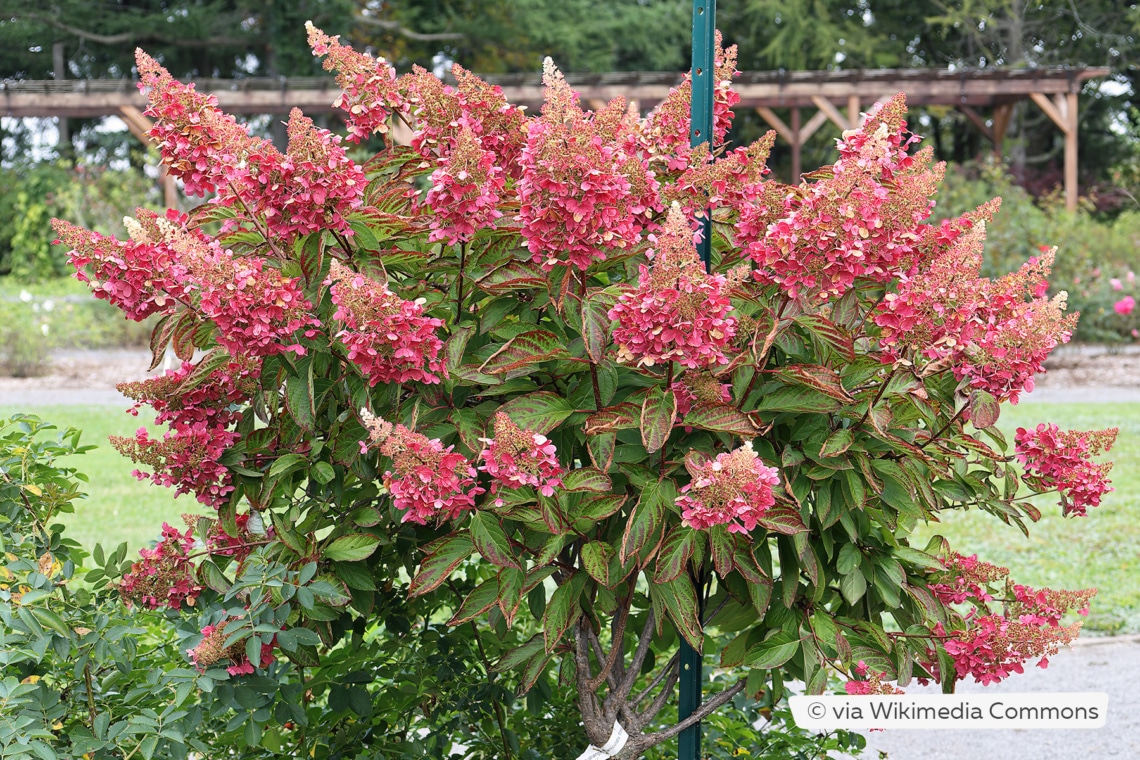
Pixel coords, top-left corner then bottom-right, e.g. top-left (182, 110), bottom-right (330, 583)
top-left (854, 368), bottom-right (897, 432)
top-left (226, 181), bottom-right (285, 259)
top-left (579, 272), bottom-right (603, 410)
top-left (331, 229), bottom-right (356, 260)
top-left (456, 241), bottom-right (467, 322)
top-left (661, 362), bottom-right (674, 476)
top-left (921, 405), bottom-right (969, 449)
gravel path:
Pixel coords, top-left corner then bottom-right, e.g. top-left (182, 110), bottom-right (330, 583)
top-left (858, 635), bottom-right (1140, 759)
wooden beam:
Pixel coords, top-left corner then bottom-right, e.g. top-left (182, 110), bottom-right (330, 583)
top-left (1028, 92), bottom-right (1072, 135)
top-left (798, 109), bottom-right (829, 143)
top-left (811, 96), bottom-right (849, 131)
top-left (790, 108), bottom-right (802, 184)
top-left (957, 105), bottom-right (993, 141)
top-left (992, 102), bottom-right (1013, 157)
top-left (119, 106), bottom-right (178, 209)
top-left (1065, 92), bottom-right (1078, 211)
top-left (586, 99), bottom-right (607, 111)
top-left (847, 96), bottom-right (861, 129)
top-left (755, 106), bottom-right (795, 144)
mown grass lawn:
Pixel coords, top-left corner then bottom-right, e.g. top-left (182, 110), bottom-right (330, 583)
top-left (3, 400), bottom-right (1138, 633)
top-left (0, 404), bottom-right (202, 557)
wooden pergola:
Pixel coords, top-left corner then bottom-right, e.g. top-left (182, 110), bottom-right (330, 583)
top-left (2, 66), bottom-right (1108, 210)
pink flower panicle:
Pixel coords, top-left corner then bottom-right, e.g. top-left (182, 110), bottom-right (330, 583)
top-left (928, 552), bottom-right (1008, 606)
top-left (749, 94), bottom-right (942, 301)
top-left (845, 661), bottom-right (905, 695)
top-left (638, 32), bottom-right (739, 170)
top-left (111, 423), bottom-right (239, 508)
top-left (327, 261), bottom-right (446, 385)
top-left (676, 442), bottom-right (780, 534)
top-left (478, 412), bottom-right (564, 506)
top-left (875, 209), bottom-right (1077, 403)
top-left (518, 58), bottom-right (660, 271)
top-left (668, 136), bottom-right (776, 233)
top-left (119, 523), bottom-right (201, 610)
top-left (158, 220), bottom-right (321, 357)
top-left (361, 409), bottom-right (484, 524)
top-left (306, 22), bottom-right (404, 142)
top-left (1015, 423), bottom-right (1117, 516)
top-left (187, 618), bottom-right (277, 676)
top-left (135, 50), bottom-right (260, 196)
top-left (227, 108), bottom-right (366, 242)
top-left (117, 354), bottom-right (260, 431)
top-left (608, 205), bottom-right (740, 368)
top-left (52, 210), bottom-right (191, 321)
top-left (672, 372), bottom-right (734, 423)
top-left (425, 126), bottom-right (506, 244)
top-left (935, 613), bottom-right (1084, 686)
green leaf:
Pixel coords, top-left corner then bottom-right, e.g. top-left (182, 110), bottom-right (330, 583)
top-left (324, 534), bottom-right (382, 562)
top-left (756, 505), bottom-right (808, 535)
top-left (756, 386), bottom-right (843, 414)
top-left (198, 560), bottom-right (230, 593)
top-left (409, 534), bottom-right (474, 596)
top-left (680, 403), bottom-right (758, 436)
top-left (582, 296), bottom-right (612, 364)
top-left (581, 541), bottom-right (613, 587)
top-left (268, 453), bottom-right (307, 479)
top-left (542, 574), bottom-right (585, 652)
top-left (448, 577), bottom-right (501, 624)
top-left (445, 325), bottom-right (475, 372)
top-left (745, 631), bottom-right (801, 669)
top-left (653, 575), bottom-right (702, 650)
top-left (640, 386), bottom-right (676, 454)
top-left (497, 392), bottom-right (575, 435)
top-left (469, 513), bottom-right (521, 569)
top-left (793, 315), bottom-right (855, 361)
top-left (587, 432), bottom-right (616, 472)
top-left (480, 330), bottom-right (572, 375)
top-left (820, 428), bottom-right (854, 458)
top-left (562, 467), bottom-right (612, 493)
top-left (654, 527), bottom-right (697, 584)
top-left (840, 570), bottom-right (868, 605)
top-left (285, 362), bottom-right (316, 430)
top-left (29, 607), bottom-right (68, 638)
top-left (620, 479), bottom-right (670, 565)
top-left (310, 461), bottom-right (335, 485)
top-left (333, 561), bottom-right (377, 591)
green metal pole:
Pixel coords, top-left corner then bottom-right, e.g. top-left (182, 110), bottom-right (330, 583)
top-left (681, 3), bottom-right (715, 760)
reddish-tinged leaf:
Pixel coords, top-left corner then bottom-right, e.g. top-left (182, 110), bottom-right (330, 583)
top-left (582, 296), bottom-right (612, 364)
top-left (654, 527), bottom-right (698, 584)
top-left (147, 313), bottom-right (175, 371)
top-left (448, 577), bottom-right (500, 624)
top-left (820, 428), bottom-right (854, 458)
top-left (707, 526), bottom-right (734, 577)
top-left (681, 403), bottom-right (759, 436)
top-left (562, 467), bottom-right (612, 492)
top-left (778, 364), bottom-right (855, 404)
top-left (497, 392), bottom-right (574, 434)
top-left (469, 512), bottom-right (521, 569)
top-left (653, 575), bottom-right (703, 650)
top-left (584, 403), bottom-right (640, 434)
top-left (480, 330), bottom-right (571, 375)
top-left (640, 387), bottom-right (676, 454)
top-left (757, 505), bottom-right (809, 535)
top-left (581, 541), bottom-right (613, 587)
top-left (968, 389), bottom-right (1000, 430)
top-left (620, 479), bottom-right (670, 565)
top-left (543, 573), bottom-right (585, 652)
top-left (409, 534), bottom-right (473, 596)
top-left (587, 432), bottom-right (616, 472)
top-left (477, 259), bottom-right (547, 293)
top-left (497, 566), bottom-right (526, 626)
top-left (793, 315), bottom-right (856, 361)
top-left (445, 326), bottom-right (475, 372)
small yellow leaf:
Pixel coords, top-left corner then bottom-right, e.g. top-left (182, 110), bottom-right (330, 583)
top-left (22, 483), bottom-right (42, 497)
top-left (21, 675), bottom-right (40, 684)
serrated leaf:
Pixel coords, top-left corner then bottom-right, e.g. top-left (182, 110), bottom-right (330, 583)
top-left (582, 296), bottom-right (611, 364)
top-left (756, 386), bottom-right (843, 414)
top-left (745, 631), bottom-right (800, 669)
top-left (584, 403), bottom-right (640, 434)
top-left (777, 364), bottom-right (855, 403)
top-left (409, 535), bottom-right (473, 596)
top-left (324, 534), bottom-right (381, 562)
top-left (654, 527), bottom-right (697, 583)
top-left (820, 428), bottom-right (854, 458)
top-left (480, 330), bottom-right (571, 375)
top-left (448, 577), bottom-right (501, 624)
top-left (793, 315), bottom-right (855, 361)
top-left (756, 505), bottom-right (808, 535)
top-left (542, 574), bottom-right (585, 652)
top-left (620, 479), bottom-right (669, 565)
top-left (968, 389), bottom-right (1000, 430)
top-left (580, 541), bottom-right (613, 587)
top-left (562, 467), bottom-right (611, 493)
top-left (840, 570), bottom-right (868, 605)
top-left (497, 392), bottom-right (574, 434)
top-left (469, 513), bottom-right (521, 569)
top-left (587, 431), bottom-right (616, 472)
top-left (640, 386), bottom-right (676, 454)
top-left (445, 325), bottom-right (475, 372)
top-left (653, 575), bottom-right (702, 650)
top-left (198, 560), bottom-right (230, 593)
top-left (681, 403), bottom-right (758, 436)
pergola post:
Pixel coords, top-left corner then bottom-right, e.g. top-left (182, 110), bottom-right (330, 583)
top-left (790, 107), bottom-right (801, 183)
top-left (992, 103), bottom-right (1013, 158)
top-left (119, 105), bottom-right (178, 209)
top-left (1028, 92), bottom-right (1079, 211)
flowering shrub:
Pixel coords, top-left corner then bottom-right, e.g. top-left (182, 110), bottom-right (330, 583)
top-left (41, 29), bottom-right (1117, 757)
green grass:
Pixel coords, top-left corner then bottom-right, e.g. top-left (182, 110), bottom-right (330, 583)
top-left (0, 404), bottom-right (203, 556)
top-left (4, 401), bottom-right (1138, 633)
top-left (915, 402), bottom-right (1140, 635)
